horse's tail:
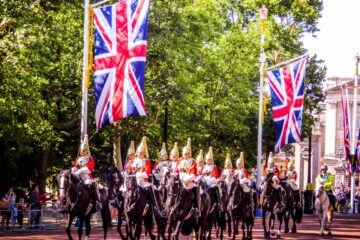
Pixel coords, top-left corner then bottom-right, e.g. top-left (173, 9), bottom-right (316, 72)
top-left (181, 219), bottom-right (195, 235)
top-left (295, 205), bottom-right (303, 223)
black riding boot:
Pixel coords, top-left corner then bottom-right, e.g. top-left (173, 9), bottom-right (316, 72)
top-left (149, 187), bottom-right (167, 218)
top-left (215, 186), bottom-right (223, 211)
top-left (193, 186), bottom-right (201, 217)
top-left (277, 188), bottom-right (285, 208)
top-left (92, 182), bottom-right (103, 210)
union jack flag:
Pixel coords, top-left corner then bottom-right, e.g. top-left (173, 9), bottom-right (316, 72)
top-left (341, 87), bottom-right (351, 161)
top-left (93, 0), bottom-right (149, 128)
top-left (267, 58), bottom-right (307, 153)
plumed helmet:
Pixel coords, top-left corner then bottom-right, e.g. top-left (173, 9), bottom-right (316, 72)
top-left (80, 134), bottom-right (90, 156)
top-left (160, 142), bottom-right (168, 159)
top-left (224, 153), bottom-right (233, 169)
top-left (196, 149), bottom-right (205, 167)
top-left (268, 152), bottom-right (274, 165)
top-left (136, 137), bottom-right (149, 158)
top-left (205, 147), bottom-right (214, 164)
top-left (287, 158), bottom-right (295, 169)
top-left (170, 142), bottom-right (179, 160)
top-left (127, 140), bottom-right (135, 155)
top-left (236, 151), bottom-right (244, 168)
top-left (182, 138), bottom-right (192, 157)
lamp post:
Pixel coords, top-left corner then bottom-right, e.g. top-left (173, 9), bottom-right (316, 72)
top-left (256, 5), bottom-right (268, 189)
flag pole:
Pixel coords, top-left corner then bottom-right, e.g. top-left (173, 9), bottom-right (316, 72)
top-left (256, 5), bottom-right (268, 189)
top-left (350, 53), bottom-right (360, 213)
top-left (266, 53), bottom-right (309, 71)
top-left (81, 0), bottom-right (90, 141)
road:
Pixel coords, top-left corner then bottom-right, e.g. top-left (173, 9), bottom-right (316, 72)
top-left (0, 213), bottom-right (359, 239)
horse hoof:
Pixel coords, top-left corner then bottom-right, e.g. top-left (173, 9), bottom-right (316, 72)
top-left (277, 234), bottom-right (281, 239)
top-left (328, 232), bottom-right (332, 236)
top-left (284, 228), bottom-right (289, 233)
top-left (271, 232), bottom-right (276, 236)
top-left (291, 229), bottom-right (296, 234)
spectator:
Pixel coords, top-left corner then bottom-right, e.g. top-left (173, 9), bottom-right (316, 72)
top-left (17, 198), bottom-right (25, 229)
top-left (1, 186), bottom-right (17, 229)
top-left (29, 185), bottom-right (44, 228)
top-left (14, 184), bottom-right (26, 204)
top-left (27, 179), bottom-right (36, 204)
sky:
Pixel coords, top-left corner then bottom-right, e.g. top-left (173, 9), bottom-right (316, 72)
top-left (302, 0), bottom-right (360, 77)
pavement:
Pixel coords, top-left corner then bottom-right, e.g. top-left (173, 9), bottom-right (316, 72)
top-left (0, 213), bottom-right (359, 239)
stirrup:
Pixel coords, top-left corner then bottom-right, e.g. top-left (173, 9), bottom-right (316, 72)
top-left (194, 208), bottom-right (201, 218)
top-left (96, 202), bottom-right (103, 210)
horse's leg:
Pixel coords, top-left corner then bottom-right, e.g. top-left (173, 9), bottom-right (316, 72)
top-left (327, 210), bottom-right (333, 236)
top-left (117, 207), bottom-right (127, 240)
top-left (277, 211), bottom-right (283, 239)
top-left (291, 209), bottom-right (297, 234)
top-left (241, 221), bottom-right (245, 240)
top-left (206, 214), bottom-right (213, 240)
top-left (232, 217), bottom-right (238, 240)
top-left (100, 206), bottom-right (110, 240)
top-left (227, 213), bottom-right (232, 237)
top-left (284, 209), bottom-right (289, 233)
top-left (173, 220), bottom-right (183, 240)
top-left (319, 210), bottom-right (325, 236)
top-left (269, 212), bottom-right (275, 236)
top-left (66, 213), bottom-right (75, 240)
top-left (134, 218), bottom-right (142, 240)
top-left (262, 212), bottom-right (268, 239)
top-left (85, 215), bottom-right (91, 240)
top-left (144, 213), bottom-right (156, 240)
top-left (78, 217), bottom-right (84, 240)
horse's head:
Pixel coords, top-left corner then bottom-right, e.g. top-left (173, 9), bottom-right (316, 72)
top-left (166, 173), bottom-right (181, 203)
top-left (315, 184), bottom-right (325, 198)
top-left (57, 170), bottom-right (70, 205)
top-left (106, 166), bottom-right (123, 190)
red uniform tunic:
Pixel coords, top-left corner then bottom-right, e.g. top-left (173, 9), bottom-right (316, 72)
top-left (73, 156), bottom-right (95, 179)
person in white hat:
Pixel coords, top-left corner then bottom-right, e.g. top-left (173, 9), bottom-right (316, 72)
top-left (286, 159), bottom-right (299, 191)
top-left (177, 138), bottom-right (201, 217)
top-left (124, 140), bottom-right (136, 173)
top-left (152, 142), bottom-right (171, 181)
top-left (72, 135), bottom-right (102, 210)
top-left (170, 142), bottom-right (180, 174)
top-left (221, 153), bottom-right (235, 193)
top-left (127, 137), bottom-right (166, 218)
top-left (196, 149), bottom-right (205, 176)
top-left (203, 147), bottom-right (223, 211)
top-left (266, 152), bottom-right (284, 208)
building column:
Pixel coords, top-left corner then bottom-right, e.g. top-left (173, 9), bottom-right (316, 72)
top-left (324, 102), bottom-right (337, 157)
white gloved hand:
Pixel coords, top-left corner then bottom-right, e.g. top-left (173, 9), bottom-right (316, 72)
top-left (183, 173), bottom-right (195, 183)
top-left (136, 171), bottom-right (148, 179)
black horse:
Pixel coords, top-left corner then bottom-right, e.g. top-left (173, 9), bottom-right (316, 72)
top-left (124, 173), bottom-right (156, 240)
top-left (281, 180), bottom-right (302, 234)
top-left (166, 174), bottom-right (211, 240)
top-left (260, 171), bottom-right (284, 240)
top-left (106, 167), bottom-right (126, 240)
top-left (58, 169), bottom-right (109, 240)
top-left (228, 177), bottom-right (257, 240)
top-left (214, 177), bottom-right (231, 240)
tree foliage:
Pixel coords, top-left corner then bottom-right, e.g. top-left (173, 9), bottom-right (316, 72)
top-left (0, 0), bottom-right (324, 193)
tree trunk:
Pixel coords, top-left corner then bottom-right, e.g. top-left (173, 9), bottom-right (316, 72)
top-left (307, 130), bottom-right (312, 184)
top-left (113, 122), bottom-right (122, 170)
top-left (39, 149), bottom-right (49, 193)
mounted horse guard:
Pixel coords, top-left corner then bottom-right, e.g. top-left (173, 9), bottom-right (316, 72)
top-left (126, 136), bottom-right (166, 218)
top-left (203, 147), bottom-right (223, 212)
top-left (177, 138), bottom-right (201, 218)
top-left (283, 158), bottom-right (302, 234)
top-left (71, 134), bottom-right (103, 211)
top-left (196, 149), bottom-right (205, 176)
top-left (265, 152), bottom-right (285, 209)
top-left (221, 153), bottom-right (235, 194)
top-left (170, 142), bottom-right (181, 174)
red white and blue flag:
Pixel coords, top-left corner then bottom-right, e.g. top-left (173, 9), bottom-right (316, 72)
top-left (267, 58), bottom-right (306, 153)
top-left (341, 87), bottom-right (351, 162)
top-left (93, 0), bottom-right (149, 128)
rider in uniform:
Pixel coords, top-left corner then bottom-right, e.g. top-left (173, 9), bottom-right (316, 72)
top-left (220, 153), bottom-right (234, 194)
top-left (316, 165), bottom-right (336, 209)
top-left (196, 149), bottom-right (205, 176)
top-left (72, 134), bottom-right (102, 210)
top-left (266, 152), bottom-right (285, 208)
top-left (178, 138), bottom-right (201, 217)
top-left (203, 147), bottom-right (223, 211)
top-left (170, 142), bottom-right (180, 174)
top-left (234, 152), bottom-right (250, 186)
top-left (286, 159), bottom-right (299, 191)
top-left (127, 137), bottom-right (166, 217)
top-left (152, 142), bottom-right (171, 181)
top-left (124, 140), bottom-right (136, 173)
